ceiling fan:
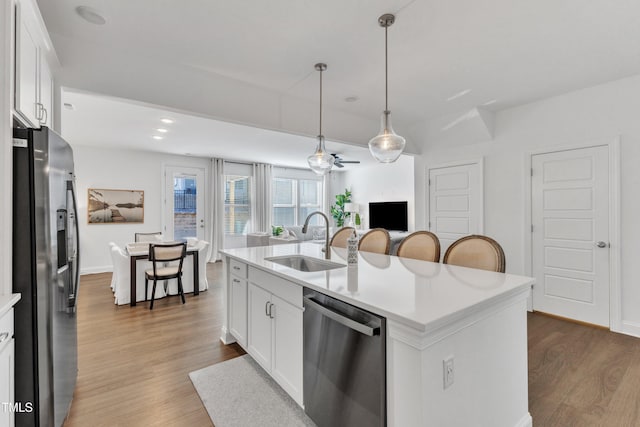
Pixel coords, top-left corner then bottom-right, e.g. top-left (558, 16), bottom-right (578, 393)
top-left (331, 154), bottom-right (361, 168)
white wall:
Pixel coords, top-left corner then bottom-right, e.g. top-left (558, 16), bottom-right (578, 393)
top-left (329, 155), bottom-right (416, 230)
top-left (73, 145), bottom-right (210, 274)
top-left (418, 73), bottom-right (640, 335)
top-left (0, 0), bottom-right (13, 294)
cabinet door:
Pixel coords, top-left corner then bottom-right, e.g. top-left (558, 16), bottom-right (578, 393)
top-left (15, 3), bottom-right (39, 126)
top-left (0, 339), bottom-right (15, 427)
top-left (229, 276), bottom-right (247, 348)
top-left (271, 295), bottom-right (303, 405)
top-left (39, 58), bottom-right (53, 127)
top-left (247, 283), bottom-right (272, 371)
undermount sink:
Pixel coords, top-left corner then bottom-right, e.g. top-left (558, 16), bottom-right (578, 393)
top-left (265, 255), bottom-right (345, 272)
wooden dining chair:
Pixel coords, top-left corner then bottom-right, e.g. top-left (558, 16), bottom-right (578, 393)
top-left (442, 235), bottom-right (505, 273)
top-left (396, 231), bottom-right (441, 262)
top-left (145, 242), bottom-right (187, 310)
top-left (330, 227), bottom-right (355, 248)
top-left (135, 232), bottom-right (163, 242)
top-left (358, 228), bottom-right (391, 255)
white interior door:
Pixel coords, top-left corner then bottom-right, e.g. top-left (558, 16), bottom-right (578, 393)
top-left (164, 166), bottom-right (205, 240)
top-left (531, 146), bottom-right (610, 327)
top-left (428, 160), bottom-right (483, 258)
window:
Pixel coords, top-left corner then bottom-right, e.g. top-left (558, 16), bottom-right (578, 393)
top-left (173, 176), bottom-right (197, 240)
top-left (272, 177), bottom-right (323, 226)
top-left (224, 175), bottom-right (251, 235)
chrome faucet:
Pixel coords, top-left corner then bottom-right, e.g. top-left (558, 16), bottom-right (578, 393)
top-left (302, 211), bottom-right (331, 259)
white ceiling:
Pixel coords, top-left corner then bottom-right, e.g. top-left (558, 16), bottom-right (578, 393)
top-left (38, 0), bottom-right (640, 159)
top-left (61, 89), bottom-right (378, 169)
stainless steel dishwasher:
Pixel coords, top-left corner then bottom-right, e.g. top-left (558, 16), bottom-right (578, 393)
top-left (303, 288), bottom-right (386, 427)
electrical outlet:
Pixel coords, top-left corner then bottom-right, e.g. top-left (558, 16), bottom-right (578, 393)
top-left (443, 357), bottom-right (454, 389)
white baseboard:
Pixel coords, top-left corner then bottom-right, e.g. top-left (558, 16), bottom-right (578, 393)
top-left (620, 321), bottom-right (640, 338)
top-left (80, 265), bottom-right (112, 275)
top-left (515, 413), bottom-right (533, 427)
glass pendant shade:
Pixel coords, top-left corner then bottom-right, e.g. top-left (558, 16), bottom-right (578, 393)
top-left (307, 62), bottom-right (333, 175)
top-left (308, 135), bottom-right (335, 175)
top-left (370, 13), bottom-right (405, 163)
top-left (368, 110), bottom-right (406, 163)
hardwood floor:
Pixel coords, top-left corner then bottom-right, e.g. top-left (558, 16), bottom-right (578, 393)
top-left (66, 263), bottom-right (640, 426)
top-left (528, 312), bottom-right (640, 426)
top-left (65, 262), bottom-right (245, 427)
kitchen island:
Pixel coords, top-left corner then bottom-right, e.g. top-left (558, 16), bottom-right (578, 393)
top-left (220, 243), bottom-right (534, 427)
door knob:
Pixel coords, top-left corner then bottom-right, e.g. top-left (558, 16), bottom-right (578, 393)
top-left (595, 241), bottom-right (608, 248)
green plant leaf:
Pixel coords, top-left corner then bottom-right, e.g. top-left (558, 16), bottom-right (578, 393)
top-left (330, 188), bottom-right (353, 227)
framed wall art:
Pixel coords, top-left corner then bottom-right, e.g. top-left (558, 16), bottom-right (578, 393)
top-left (87, 188), bottom-right (144, 224)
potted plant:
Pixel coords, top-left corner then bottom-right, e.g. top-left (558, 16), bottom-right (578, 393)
top-left (330, 189), bottom-right (352, 227)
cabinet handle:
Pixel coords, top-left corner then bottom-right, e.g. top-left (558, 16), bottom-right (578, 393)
top-left (233, 266), bottom-right (240, 271)
top-left (265, 301), bottom-right (270, 317)
top-left (269, 303), bottom-right (275, 319)
top-left (35, 103), bottom-right (42, 121)
top-left (41, 107), bottom-right (48, 124)
top-left (232, 279), bottom-right (240, 284)
top-left (0, 332), bottom-right (9, 343)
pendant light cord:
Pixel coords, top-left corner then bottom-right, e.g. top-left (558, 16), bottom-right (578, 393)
top-left (319, 68), bottom-right (323, 135)
top-left (385, 25), bottom-right (388, 112)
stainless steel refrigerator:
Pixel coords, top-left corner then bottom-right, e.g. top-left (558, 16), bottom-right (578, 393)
top-left (12, 126), bottom-right (80, 427)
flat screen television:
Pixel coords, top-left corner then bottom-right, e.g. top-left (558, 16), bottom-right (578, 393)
top-left (368, 201), bottom-right (408, 231)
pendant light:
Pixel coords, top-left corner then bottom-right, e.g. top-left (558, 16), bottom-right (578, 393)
top-left (369, 13), bottom-right (406, 163)
top-left (308, 63), bottom-right (335, 175)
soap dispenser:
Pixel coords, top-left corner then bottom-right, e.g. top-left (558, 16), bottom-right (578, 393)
top-left (347, 230), bottom-right (358, 265)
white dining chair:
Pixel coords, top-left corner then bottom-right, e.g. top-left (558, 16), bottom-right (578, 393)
top-left (167, 240), bottom-right (210, 294)
top-left (134, 232), bottom-right (163, 242)
top-left (108, 242), bottom-right (117, 291)
top-left (111, 244), bottom-right (164, 305)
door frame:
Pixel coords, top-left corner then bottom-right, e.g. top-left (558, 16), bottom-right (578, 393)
top-left (425, 158), bottom-right (484, 234)
top-left (523, 138), bottom-right (621, 332)
top-left (162, 164), bottom-right (208, 241)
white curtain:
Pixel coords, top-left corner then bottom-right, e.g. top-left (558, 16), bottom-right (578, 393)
top-left (207, 158), bottom-right (224, 261)
top-left (252, 163), bottom-right (272, 232)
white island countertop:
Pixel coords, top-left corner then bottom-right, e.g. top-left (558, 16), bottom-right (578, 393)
top-left (221, 243), bottom-right (534, 332)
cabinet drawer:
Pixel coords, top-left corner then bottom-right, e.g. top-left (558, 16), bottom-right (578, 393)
top-left (229, 259), bottom-right (248, 278)
top-left (249, 267), bottom-right (302, 308)
top-left (0, 309), bottom-right (13, 345)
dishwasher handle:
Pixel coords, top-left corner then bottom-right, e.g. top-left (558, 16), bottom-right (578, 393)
top-left (304, 296), bottom-right (380, 336)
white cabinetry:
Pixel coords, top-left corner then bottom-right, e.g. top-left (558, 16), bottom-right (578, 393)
top-left (38, 58), bottom-right (52, 127)
top-left (228, 259), bottom-right (248, 348)
top-left (14, 0), bottom-right (54, 128)
top-left (247, 283), bottom-right (272, 367)
top-left (247, 267), bottom-right (303, 406)
top-left (0, 308), bottom-right (15, 427)
top-left (270, 294), bottom-right (303, 398)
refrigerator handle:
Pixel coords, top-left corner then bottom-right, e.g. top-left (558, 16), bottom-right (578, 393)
top-left (68, 179), bottom-right (81, 308)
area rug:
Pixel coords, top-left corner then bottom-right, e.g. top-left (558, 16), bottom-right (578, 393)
top-left (189, 355), bottom-right (316, 427)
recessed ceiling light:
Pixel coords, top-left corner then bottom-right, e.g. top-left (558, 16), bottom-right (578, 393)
top-left (75, 6), bottom-right (106, 25)
top-left (344, 96), bottom-right (359, 103)
top-left (160, 118), bottom-right (174, 124)
top-left (152, 136), bottom-right (163, 140)
top-left (156, 128), bottom-right (168, 133)
top-left (63, 102), bottom-right (75, 110)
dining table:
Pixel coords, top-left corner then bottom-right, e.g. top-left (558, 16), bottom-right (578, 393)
top-left (125, 242), bottom-right (200, 307)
